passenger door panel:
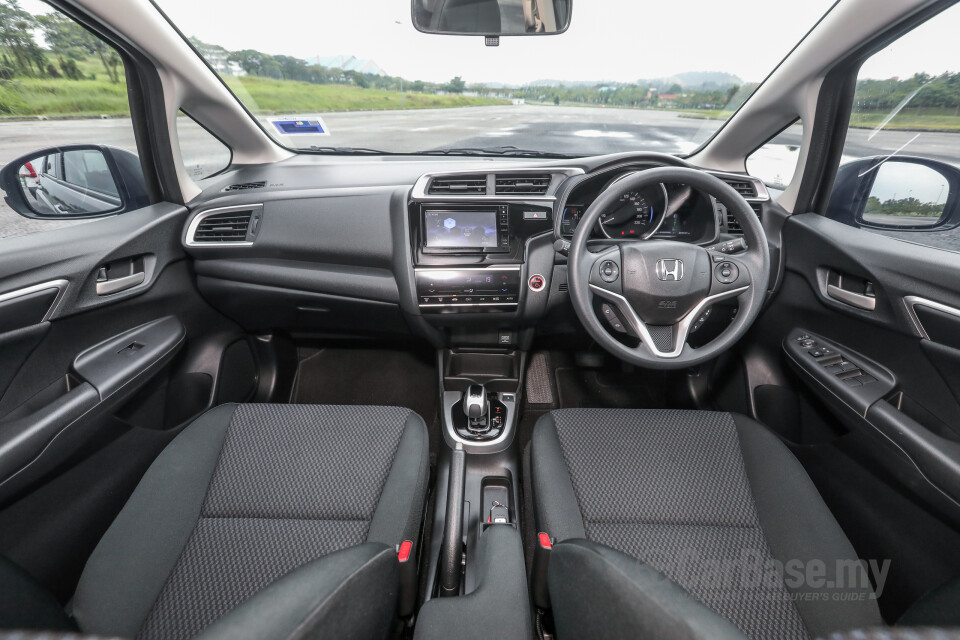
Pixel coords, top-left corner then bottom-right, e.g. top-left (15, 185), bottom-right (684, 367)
top-left (0, 203), bottom-right (226, 504)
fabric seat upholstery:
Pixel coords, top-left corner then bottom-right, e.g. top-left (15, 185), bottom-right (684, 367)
top-left (527, 409), bottom-right (883, 640)
top-left (67, 403), bottom-right (429, 640)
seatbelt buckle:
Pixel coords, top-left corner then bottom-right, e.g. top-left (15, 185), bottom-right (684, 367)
top-left (532, 532), bottom-right (552, 609)
top-left (397, 540), bottom-right (416, 617)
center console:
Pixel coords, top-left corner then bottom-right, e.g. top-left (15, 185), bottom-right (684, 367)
top-left (410, 201), bottom-right (553, 315)
top-left (409, 172), bottom-right (574, 638)
top-left (416, 267), bottom-right (522, 310)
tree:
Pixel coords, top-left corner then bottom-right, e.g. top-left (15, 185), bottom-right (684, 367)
top-left (0, 0), bottom-right (46, 76)
top-left (58, 56), bottom-right (83, 80)
top-left (38, 12), bottom-right (122, 83)
top-left (274, 55), bottom-right (307, 81)
top-left (228, 49), bottom-right (269, 76)
top-left (445, 76), bottom-right (466, 94)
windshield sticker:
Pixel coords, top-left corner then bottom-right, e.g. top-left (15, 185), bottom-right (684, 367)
top-left (266, 116), bottom-right (331, 136)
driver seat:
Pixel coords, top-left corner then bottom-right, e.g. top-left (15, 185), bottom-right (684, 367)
top-left (526, 409), bottom-right (883, 639)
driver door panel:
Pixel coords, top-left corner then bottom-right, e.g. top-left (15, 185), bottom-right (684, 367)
top-left (756, 213), bottom-right (960, 472)
top-left (736, 212), bottom-right (960, 619)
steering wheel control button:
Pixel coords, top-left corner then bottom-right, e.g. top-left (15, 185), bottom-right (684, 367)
top-left (601, 303), bottom-right (627, 333)
top-left (714, 261), bottom-right (739, 284)
top-left (528, 274), bottom-right (546, 292)
top-left (690, 307), bottom-right (713, 333)
top-left (599, 260), bottom-right (620, 283)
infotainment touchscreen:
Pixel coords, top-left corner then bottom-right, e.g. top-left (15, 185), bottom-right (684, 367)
top-left (424, 209), bottom-right (498, 249)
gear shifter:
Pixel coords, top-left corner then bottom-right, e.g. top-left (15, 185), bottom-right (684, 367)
top-left (463, 384), bottom-right (489, 431)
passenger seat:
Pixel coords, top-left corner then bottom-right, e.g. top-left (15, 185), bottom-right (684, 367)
top-left (0, 404), bottom-right (429, 640)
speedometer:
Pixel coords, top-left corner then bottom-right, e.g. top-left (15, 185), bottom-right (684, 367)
top-left (598, 186), bottom-right (667, 238)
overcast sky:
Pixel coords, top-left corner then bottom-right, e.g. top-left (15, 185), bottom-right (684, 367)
top-left (17, 0), bottom-right (960, 86)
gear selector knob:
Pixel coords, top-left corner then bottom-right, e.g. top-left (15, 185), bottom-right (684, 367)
top-left (464, 384), bottom-right (488, 420)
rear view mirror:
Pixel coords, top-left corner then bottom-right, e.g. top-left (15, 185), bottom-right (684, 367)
top-left (0, 145), bottom-right (149, 220)
top-left (827, 156), bottom-right (960, 232)
top-left (412, 0), bottom-right (571, 36)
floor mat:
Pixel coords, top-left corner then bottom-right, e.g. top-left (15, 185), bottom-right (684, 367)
top-left (517, 350), bottom-right (692, 451)
top-left (555, 366), bottom-right (673, 409)
top-left (291, 346), bottom-right (440, 456)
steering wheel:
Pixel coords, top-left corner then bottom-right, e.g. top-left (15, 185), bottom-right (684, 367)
top-left (567, 167), bottom-right (770, 370)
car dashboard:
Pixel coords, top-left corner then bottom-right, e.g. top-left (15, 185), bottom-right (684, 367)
top-left (179, 152), bottom-right (772, 348)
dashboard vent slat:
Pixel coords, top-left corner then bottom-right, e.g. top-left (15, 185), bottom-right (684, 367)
top-left (495, 174), bottom-right (552, 196)
top-left (222, 181), bottom-right (266, 192)
top-left (719, 178), bottom-right (758, 198)
top-left (726, 203), bottom-right (762, 236)
top-left (192, 209), bottom-right (255, 243)
top-left (428, 175), bottom-right (487, 195)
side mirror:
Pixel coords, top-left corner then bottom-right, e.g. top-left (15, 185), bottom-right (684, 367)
top-left (827, 156), bottom-right (959, 232)
top-left (412, 0), bottom-right (572, 36)
top-left (0, 145), bottom-right (149, 220)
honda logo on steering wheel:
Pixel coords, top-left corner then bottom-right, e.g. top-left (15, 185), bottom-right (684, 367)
top-left (656, 259), bottom-right (684, 281)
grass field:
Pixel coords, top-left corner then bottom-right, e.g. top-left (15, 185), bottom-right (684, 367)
top-left (223, 76), bottom-right (508, 113)
top-left (681, 107), bottom-right (960, 132)
top-left (0, 71), bottom-right (508, 117)
top-left (849, 107), bottom-right (960, 131)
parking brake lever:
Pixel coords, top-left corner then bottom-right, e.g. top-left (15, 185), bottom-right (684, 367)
top-left (438, 444), bottom-right (466, 597)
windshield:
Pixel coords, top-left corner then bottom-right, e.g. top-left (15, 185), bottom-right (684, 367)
top-left (154, 0), bottom-right (835, 157)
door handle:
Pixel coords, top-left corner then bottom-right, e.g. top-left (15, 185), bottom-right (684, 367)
top-left (827, 284), bottom-right (876, 311)
top-left (96, 271), bottom-right (144, 295)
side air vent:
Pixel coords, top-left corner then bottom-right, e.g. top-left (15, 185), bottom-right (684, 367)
top-left (495, 174), bottom-right (552, 196)
top-left (428, 175), bottom-right (487, 195)
top-left (222, 181), bottom-right (266, 192)
top-left (188, 205), bottom-right (262, 245)
top-left (720, 178), bottom-right (758, 198)
top-left (726, 203), bottom-right (762, 235)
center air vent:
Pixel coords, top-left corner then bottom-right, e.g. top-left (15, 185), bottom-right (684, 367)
top-left (189, 205), bottom-right (262, 245)
top-left (222, 181), bottom-right (266, 192)
top-left (428, 175), bottom-right (487, 195)
top-left (726, 203), bottom-right (762, 235)
top-left (719, 178), bottom-right (758, 198)
top-left (495, 174), bottom-right (552, 196)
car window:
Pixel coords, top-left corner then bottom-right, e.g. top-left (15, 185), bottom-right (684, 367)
top-left (0, 0), bottom-right (143, 240)
top-left (43, 154), bottom-right (60, 179)
top-left (826, 4), bottom-right (960, 252)
top-left (176, 111), bottom-right (232, 182)
top-left (747, 118), bottom-right (803, 191)
top-left (62, 149), bottom-right (120, 196)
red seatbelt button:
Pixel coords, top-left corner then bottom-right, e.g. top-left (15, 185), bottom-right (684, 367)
top-left (538, 532), bottom-right (553, 549)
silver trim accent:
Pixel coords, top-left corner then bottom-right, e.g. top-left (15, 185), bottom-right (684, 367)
top-left (0, 279), bottom-right (69, 322)
top-left (96, 272), bottom-right (146, 296)
top-left (599, 182), bottom-right (671, 239)
top-left (707, 171), bottom-right (771, 203)
top-left (411, 168), bottom-right (585, 201)
top-left (528, 273), bottom-right (546, 291)
top-left (827, 284), bottom-right (876, 311)
top-left (414, 266), bottom-right (521, 272)
top-left (904, 296), bottom-right (960, 340)
top-left (589, 284), bottom-right (749, 358)
top-left (442, 390), bottom-right (517, 454)
top-left (184, 204), bottom-right (262, 247)
top-left (419, 303), bottom-right (518, 308)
